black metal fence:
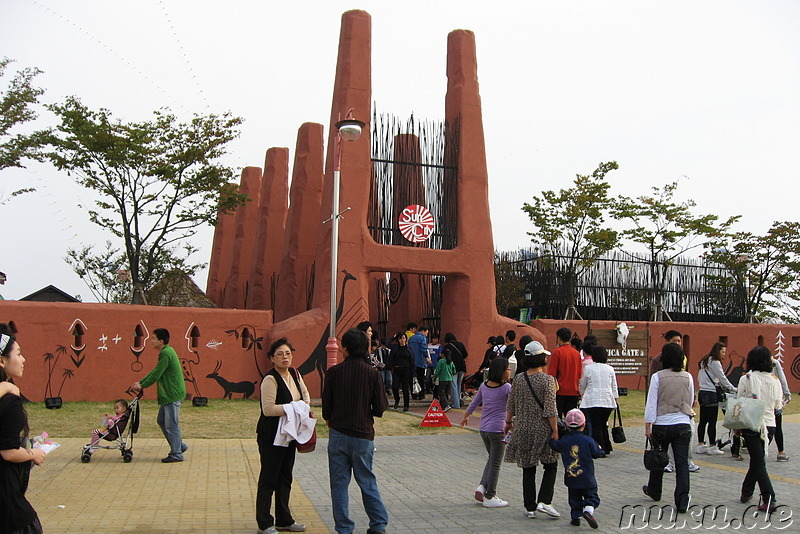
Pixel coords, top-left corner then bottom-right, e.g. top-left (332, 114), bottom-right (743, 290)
top-left (498, 248), bottom-right (746, 322)
top-left (369, 110), bottom-right (459, 250)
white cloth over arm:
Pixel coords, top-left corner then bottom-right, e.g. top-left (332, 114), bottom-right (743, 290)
top-left (273, 400), bottom-right (316, 447)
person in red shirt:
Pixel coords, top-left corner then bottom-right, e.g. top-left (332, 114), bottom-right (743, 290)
top-left (547, 327), bottom-right (583, 418)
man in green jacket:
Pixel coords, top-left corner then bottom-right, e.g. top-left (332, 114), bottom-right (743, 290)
top-left (132, 328), bottom-right (188, 463)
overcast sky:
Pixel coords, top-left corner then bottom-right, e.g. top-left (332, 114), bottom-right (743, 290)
top-left (2, 1), bottom-right (799, 301)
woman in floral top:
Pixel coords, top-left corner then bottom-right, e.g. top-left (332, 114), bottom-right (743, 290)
top-left (504, 341), bottom-right (561, 520)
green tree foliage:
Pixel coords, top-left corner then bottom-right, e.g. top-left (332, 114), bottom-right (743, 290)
top-left (48, 97), bottom-right (246, 303)
top-left (0, 57), bottom-right (50, 200)
top-left (612, 181), bottom-right (739, 320)
top-left (705, 221), bottom-right (800, 323)
top-left (521, 161), bottom-right (620, 319)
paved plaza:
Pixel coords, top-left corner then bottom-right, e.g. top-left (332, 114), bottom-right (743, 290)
top-left (29, 411), bottom-right (800, 533)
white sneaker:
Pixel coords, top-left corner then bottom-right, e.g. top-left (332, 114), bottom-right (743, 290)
top-left (695, 444), bottom-right (708, 454)
top-left (706, 447), bottom-right (724, 455)
top-left (688, 462), bottom-right (701, 472)
top-left (524, 510), bottom-right (537, 519)
top-left (664, 463), bottom-right (674, 473)
top-left (536, 502), bottom-right (561, 518)
top-left (474, 484), bottom-right (485, 502)
top-left (482, 496), bottom-right (509, 508)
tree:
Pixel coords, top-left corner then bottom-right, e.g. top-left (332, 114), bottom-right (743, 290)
top-left (521, 161), bottom-right (620, 319)
top-left (48, 97), bottom-right (246, 303)
top-left (612, 180), bottom-right (739, 321)
top-left (0, 57), bottom-right (50, 200)
top-left (705, 221), bottom-right (800, 322)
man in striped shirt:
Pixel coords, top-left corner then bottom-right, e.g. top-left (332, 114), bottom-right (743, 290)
top-left (322, 328), bottom-right (389, 534)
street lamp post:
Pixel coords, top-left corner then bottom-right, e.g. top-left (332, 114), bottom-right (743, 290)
top-left (325, 110), bottom-right (365, 371)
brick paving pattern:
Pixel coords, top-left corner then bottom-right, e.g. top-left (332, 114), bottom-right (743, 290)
top-left (28, 411), bottom-right (800, 533)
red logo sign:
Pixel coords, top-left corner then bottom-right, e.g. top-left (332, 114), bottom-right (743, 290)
top-left (398, 205), bottom-right (434, 243)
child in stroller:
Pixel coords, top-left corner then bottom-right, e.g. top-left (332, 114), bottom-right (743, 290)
top-left (81, 394), bottom-right (141, 463)
top-left (90, 399), bottom-right (128, 442)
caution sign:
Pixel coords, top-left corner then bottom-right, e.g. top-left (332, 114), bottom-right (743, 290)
top-left (419, 399), bottom-right (452, 427)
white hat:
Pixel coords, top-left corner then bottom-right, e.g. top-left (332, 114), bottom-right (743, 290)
top-left (524, 341), bottom-right (550, 356)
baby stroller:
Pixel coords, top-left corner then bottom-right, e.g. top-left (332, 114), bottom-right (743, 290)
top-left (461, 369), bottom-right (486, 401)
top-left (81, 392), bottom-right (141, 463)
top-left (714, 391), bottom-right (745, 457)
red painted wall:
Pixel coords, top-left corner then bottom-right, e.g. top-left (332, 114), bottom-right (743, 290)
top-left (532, 319), bottom-right (800, 392)
top-left (0, 301), bottom-right (277, 402)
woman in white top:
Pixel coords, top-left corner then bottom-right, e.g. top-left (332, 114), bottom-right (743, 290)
top-left (736, 346), bottom-right (783, 512)
top-left (256, 338), bottom-right (311, 534)
top-left (578, 345), bottom-right (618, 454)
top-left (695, 342), bottom-right (736, 455)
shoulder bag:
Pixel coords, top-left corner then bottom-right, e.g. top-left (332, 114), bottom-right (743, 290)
top-left (704, 368), bottom-right (727, 404)
top-left (611, 405), bottom-right (626, 443)
top-left (523, 374), bottom-right (567, 438)
top-left (643, 437), bottom-right (669, 471)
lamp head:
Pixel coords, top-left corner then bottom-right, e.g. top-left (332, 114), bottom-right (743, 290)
top-left (336, 118), bottom-right (365, 142)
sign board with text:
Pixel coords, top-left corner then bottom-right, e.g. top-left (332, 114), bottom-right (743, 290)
top-left (590, 327), bottom-right (649, 377)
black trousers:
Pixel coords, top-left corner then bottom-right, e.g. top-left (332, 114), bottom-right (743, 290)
top-left (415, 367), bottom-right (427, 399)
top-left (256, 440), bottom-right (296, 529)
top-left (582, 407), bottom-right (614, 453)
top-left (741, 427), bottom-right (776, 503)
top-left (556, 395), bottom-right (580, 418)
top-left (647, 423), bottom-right (691, 512)
top-left (392, 367), bottom-right (411, 409)
top-left (522, 462), bottom-right (558, 511)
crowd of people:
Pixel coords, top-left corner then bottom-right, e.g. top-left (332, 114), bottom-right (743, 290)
top-left (356, 323), bottom-right (794, 529)
top-left (0, 320), bottom-right (794, 534)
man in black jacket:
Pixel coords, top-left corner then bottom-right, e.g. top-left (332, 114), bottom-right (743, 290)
top-left (322, 328), bottom-right (389, 534)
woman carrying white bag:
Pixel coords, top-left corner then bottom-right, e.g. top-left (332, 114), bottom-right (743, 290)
top-left (729, 346), bottom-right (783, 513)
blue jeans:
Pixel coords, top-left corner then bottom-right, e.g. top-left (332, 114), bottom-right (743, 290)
top-left (380, 369), bottom-right (392, 391)
top-left (451, 371), bottom-right (465, 409)
top-left (647, 423), bottom-right (691, 511)
top-left (157, 400), bottom-right (185, 459)
top-left (328, 429), bottom-right (388, 534)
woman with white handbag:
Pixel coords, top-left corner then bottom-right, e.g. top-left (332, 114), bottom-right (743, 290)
top-left (735, 346), bottom-right (783, 512)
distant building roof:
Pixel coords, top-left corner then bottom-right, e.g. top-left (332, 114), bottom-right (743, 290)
top-left (20, 285), bottom-right (81, 303)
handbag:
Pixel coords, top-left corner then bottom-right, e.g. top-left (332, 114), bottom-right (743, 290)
top-left (643, 437), bottom-right (669, 471)
top-left (296, 427), bottom-right (316, 453)
top-left (412, 376), bottom-right (422, 396)
top-left (722, 396), bottom-right (766, 431)
top-left (523, 374), bottom-right (567, 438)
top-left (703, 368), bottom-right (727, 404)
top-left (611, 406), bottom-right (626, 444)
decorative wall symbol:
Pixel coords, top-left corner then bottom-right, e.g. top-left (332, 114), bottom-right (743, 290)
top-left (42, 345), bottom-right (67, 400)
top-left (297, 269), bottom-right (357, 379)
top-left (130, 321), bottom-right (149, 372)
top-left (68, 318), bottom-right (88, 367)
top-left (98, 334), bottom-right (108, 352)
top-left (182, 322), bottom-right (203, 398)
top-left (206, 360), bottom-right (256, 399)
top-left (225, 324), bottom-right (265, 377)
top-left (398, 204), bottom-right (434, 243)
top-left (112, 335), bottom-right (122, 344)
top-left (775, 331), bottom-right (785, 363)
top-left (206, 340), bottom-right (223, 350)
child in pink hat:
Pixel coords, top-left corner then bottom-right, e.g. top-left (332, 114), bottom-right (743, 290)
top-left (550, 409), bottom-right (604, 528)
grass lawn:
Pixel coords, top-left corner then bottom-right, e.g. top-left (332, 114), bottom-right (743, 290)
top-left (25, 399), bottom-right (469, 440)
top-left (25, 390), bottom-right (799, 440)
